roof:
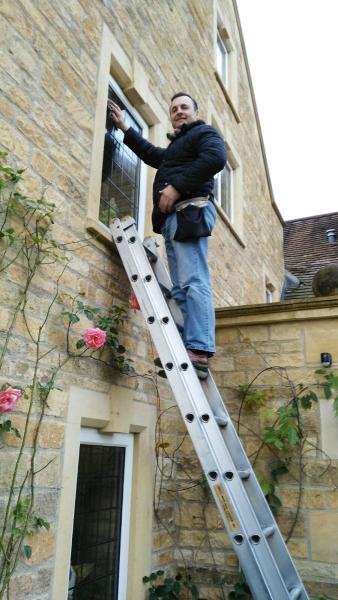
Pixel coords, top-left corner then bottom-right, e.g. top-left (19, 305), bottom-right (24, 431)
top-left (283, 211), bottom-right (338, 300)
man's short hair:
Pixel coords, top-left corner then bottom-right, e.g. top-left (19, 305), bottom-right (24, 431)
top-left (170, 92), bottom-right (198, 111)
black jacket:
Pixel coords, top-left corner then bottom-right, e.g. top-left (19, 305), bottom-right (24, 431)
top-left (124, 119), bottom-right (227, 233)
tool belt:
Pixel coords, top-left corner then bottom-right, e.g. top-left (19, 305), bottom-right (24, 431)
top-left (173, 196), bottom-right (211, 242)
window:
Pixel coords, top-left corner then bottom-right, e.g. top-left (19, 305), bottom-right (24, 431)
top-left (69, 430), bottom-right (133, 600)
top-left (100, 80), bottom-right (147, 230)
top-left (214, 159), bottom-right (234, 221)
top-left (216, 33), bottom-right (229, 88)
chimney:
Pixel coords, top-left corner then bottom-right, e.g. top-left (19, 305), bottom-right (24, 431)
top-left (326, 228), bottom-right (336, 244)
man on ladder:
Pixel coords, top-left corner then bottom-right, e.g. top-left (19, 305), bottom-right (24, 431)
top-left (108, 93), bottom-right (226, 378)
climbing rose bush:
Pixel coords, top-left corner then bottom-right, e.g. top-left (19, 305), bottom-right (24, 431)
top-left (0, 388), bottom-right (22, 413)
top-left (82, 327), bottom-right (107, 350)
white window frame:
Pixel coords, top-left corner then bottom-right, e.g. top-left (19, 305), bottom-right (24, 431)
top-left (106, 76), bottom-right (148, 237)
top-left (216, 32), bottom-right (229, 88)
top-left (76, 428), bottom-right (134, 600)
top-left (214, 158), bottom-right (234, 222)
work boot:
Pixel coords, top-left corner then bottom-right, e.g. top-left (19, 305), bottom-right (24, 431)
top-left (187, 350), bottom-right (209, 380)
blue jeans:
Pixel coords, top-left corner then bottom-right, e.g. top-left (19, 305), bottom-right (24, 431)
top-left (161, 202), bottom-right (217, 355)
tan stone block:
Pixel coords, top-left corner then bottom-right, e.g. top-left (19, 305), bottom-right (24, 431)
top-left (0, 94), bottom-right (15, 120)
top-left (194, 549), bottom-right (225, 567)
top-left (210, 355), bottom-right (235, 371)
top-left (5, 84), bottom-right (31, 113)
top-left (63, 89), bottom-right (93, 136)
top-left (296, 559), bottom-right (336, 581)
top-left (277, 509), bottom-right (306, 538)
top-left (0, 118), bottom-right (30, 161)
top-left (153, 530), bottom-right (174, 550)
top-left (326, 490), bottom-right (338, 509)
top-left (270, 324), bottom-right (302, 341)
top-left (280, 339), bottom-right (304, 353)
top-left (8, 35), bottom-right (38, 76)
top-left (41, 65), bottom-right (65, 105)
top-left (235, 354), bottom-right (267, 370)
top-left (49, 144), bottom-right (87, 182)
top-left (38, 421), bottom-right (65, 449)
top-left (222, 371), bottom-right (249, 386)
top-left (288, 538), bottom-right (309, 559)
top-left (0, 451), bottom-right (30, 488)
top-left (25, 528), bottom-right (55, 565)
top-left (0, 307), bottom-right (11, 330)
top-left (0, 52), bottom-right (23, 84)
top-left (205, 503), bottom-right (224, 529)
top-left (32, 106), bottom-right (68, 146)
top-left (309, 511), bottom-right (338, 561)
top-left (0, 1), bottom-right (34, 41)
top-left (15, 312), bottom-right (40, 339)
top-left (198, 586), bottom-right (229, 600)
top-left (18, 167), bottom-right (42, 197)
top-left (226, 552), bottom-right (239, 568)
top-left (239, 325), bottom-right (269, 342)
top-left (34, 451), bottom-right (61, 486)
top-left (179, 529), bottom-right (206, 546)
top-left (31, 149), bottom-right (56, 183)
top-left (208, 528), bottom-right (231, 547)
top-left (305, 320), bottom-right (338, 363)
top-left (8, 574), bottom-right (33, 600)
top-left (158, 549), bottom-right (174, 565)
top-left (177, 502), bottom-right (205, 529)
top-left (57, 60), bottom-right (94, 107)
top-left (16, 116), bottom-right (48, 149)
top-left (264, 353), bottom-right (305, 368)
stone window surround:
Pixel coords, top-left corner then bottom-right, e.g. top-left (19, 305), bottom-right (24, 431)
top-left (86, 24), bottom-right (168, 246)
top-left (209, 101), bottom-right (244, 247)
top-left (51, 383), bottom-right (156, 600)
top-left (214, 2), bottom-right (240, 123)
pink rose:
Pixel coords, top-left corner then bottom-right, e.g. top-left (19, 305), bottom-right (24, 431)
top-left (82, 327), bottom-right (107, 350)
top-left (0, 388), bottom-right (22, 413)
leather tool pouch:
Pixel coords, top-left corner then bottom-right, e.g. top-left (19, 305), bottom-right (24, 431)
top-left (173, 204), bottom-right (211, 242)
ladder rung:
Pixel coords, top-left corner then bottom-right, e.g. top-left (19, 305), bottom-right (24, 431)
top-left (263, 525), bottom-right (275, 539)
top-left (289, 587), bottom-right (302, 600)
top-left (214, 415), bottom-right (228, 427)
top-left (238, 469), bottom-right (251, 480)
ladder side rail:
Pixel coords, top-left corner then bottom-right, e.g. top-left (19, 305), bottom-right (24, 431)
top-left (112, 219), bottom-right (310, 600)
top-left (202, 376), bottom-right (309, 597)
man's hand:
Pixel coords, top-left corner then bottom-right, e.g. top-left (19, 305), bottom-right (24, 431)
top-left (107, 100), bottom-right (129, 133)
top-left (159, 185), bottom-right (180, 214)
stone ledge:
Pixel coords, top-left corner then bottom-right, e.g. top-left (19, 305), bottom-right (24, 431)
top-left (216, 295), bottom-right (338, 328)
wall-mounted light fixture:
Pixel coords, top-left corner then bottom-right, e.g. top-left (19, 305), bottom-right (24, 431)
top-left (321, 352), bottom-right (332, 368)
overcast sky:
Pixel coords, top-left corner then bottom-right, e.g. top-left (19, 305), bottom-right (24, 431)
top-left (236, 0), bottom-right (338, 221)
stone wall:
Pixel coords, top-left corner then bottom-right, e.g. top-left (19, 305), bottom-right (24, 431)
top-left (0, 0), bottom-right (285, 598)
top-left (211, 296), bottom-right (338, 598)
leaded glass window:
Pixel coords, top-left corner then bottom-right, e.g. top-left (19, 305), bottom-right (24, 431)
top-left (69, 444), bottom-right (125, 600)
top-left (100, 86), bottom-right (143, 228)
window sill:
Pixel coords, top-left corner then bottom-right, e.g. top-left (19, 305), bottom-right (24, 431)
top-left (216, 204), bottom-right (245, 247)
top-left (86, 216), bottom-right (117, 250)
top-left (215, 71), bottom-right (240, 123)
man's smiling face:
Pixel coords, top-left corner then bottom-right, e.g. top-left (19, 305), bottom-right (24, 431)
top-left (169, 95), bottom-right (198, 130)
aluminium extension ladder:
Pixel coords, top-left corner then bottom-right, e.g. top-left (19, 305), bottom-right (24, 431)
top-left (111, 217), bottom-right (309, 600)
